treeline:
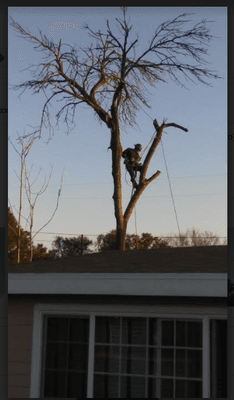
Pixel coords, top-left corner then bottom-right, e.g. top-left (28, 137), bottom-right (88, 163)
top-left (8, 207), bottom-right (227, 264)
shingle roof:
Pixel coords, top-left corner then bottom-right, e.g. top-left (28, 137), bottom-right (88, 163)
top-left (8, 246), bottom-right (227, 273)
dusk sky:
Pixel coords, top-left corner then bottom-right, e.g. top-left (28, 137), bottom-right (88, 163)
top-left (8, 7), bottom-right (227, 250)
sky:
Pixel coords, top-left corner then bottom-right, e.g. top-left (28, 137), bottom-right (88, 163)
top-left (8, 7), bottom-right (227, 251)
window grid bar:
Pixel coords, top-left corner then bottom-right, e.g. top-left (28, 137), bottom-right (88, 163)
top-left (202, 315), bottom-right (210, 398)
top-left (118, 317), bottom-right (122, 398)
top-left (40, 315), bottom-right (48, 398)
top-left (92, 371), bottom-right (202, 380)
top-left (94, 342), bottom-right (202, 350)
top-left (145, 317), bottom-right (149, 398)
top-left (173, 319), bottom-right (176, 398)
top-left (87, 315), bottom-right (95, 398)
top-left (156, 319), bottom-right (161, 398)
top-left (65, 318), bottom-right (70, 396)
top-left (210, 320), bottom-right (217, 398)
top-left (185, 321), bottom-right (188, 398)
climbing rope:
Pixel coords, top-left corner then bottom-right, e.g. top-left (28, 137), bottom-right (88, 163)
top-left (160, 139), bottom-right (181, 236)
top-left (132, 106), bottom-right (182, 237)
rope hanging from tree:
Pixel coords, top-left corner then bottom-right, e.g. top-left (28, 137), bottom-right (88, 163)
top-left (127, 107), bottom-right (188, 238)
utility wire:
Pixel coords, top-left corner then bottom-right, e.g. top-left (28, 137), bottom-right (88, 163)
top-left (30, 231), bottom-right (227, 238)
top-left (9, 173), bottom-right (226, 188)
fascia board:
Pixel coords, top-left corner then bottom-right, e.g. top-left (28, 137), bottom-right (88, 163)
top-left (8, 272), bottom-right (227, 297)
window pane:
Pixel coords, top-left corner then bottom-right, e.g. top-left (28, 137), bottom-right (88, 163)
top-left (187, 321), bottom-right (202, 348)
top-left (67, 372), bottom-right (87, 398)
top-left (43, 317), bottom-right (89, 398)
top-left (176, 321), bottom-right (186, 347)
top-left (149, 318), bottom-right (158, 346)
top-left (44, 370), bottom-right (67, 397)
top-left (45, 342), bottom-right (67, 369)
top-left (187, 350), bottom-right (202, 378)
top-left (95, 316), bottom-right (120, 344)
top-left (148, 347), bottom-right (159, 376)
top-left (148, 377), bottom-right (159, 398)
top-left (121, 376), bottom-right (146, 398)
top-left (187, 380), bottom-right (202, 398)
top-left (175, 379), bottom-right (186, 398)
top-left (122, 317), bottom-right (147, 345)
top-left (68, 343), bottom-right (88, 371)
top-left (94, 345), bottom-right (120, 373)
top-left (47, 317), bottom-right (69, 341)
top-left (70, 317), bottom-right (89, 343)
top-left (161, 378), bottom-right (173, 397)
top-left (161, 320), bottom-right (174, 346)
top-left (121, 346), bottom-right (146, 375)
top-left (176, 349), bottom-right (186, 377)
top-left (161, 349), bottom-right (174, 376)
top-left (176, 320), bottom-right (202, 348)
top-left (93, 374), bottom-right (119, 398)
top-left (175, 379), bottom-right (202, 398)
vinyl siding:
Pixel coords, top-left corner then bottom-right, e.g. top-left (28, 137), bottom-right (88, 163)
top-left (8, 301), bottom-right (35, 398)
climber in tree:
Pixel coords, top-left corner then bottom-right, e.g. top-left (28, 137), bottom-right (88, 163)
top-left (122, 143), bottom-right (143, 189)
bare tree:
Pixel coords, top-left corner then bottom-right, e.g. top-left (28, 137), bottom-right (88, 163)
top-left (9, 133), bottom-right (36, 263)
top-left (9, 8), bottom-right (221, 250)
top-left (24, 164), bottom-right (65, 262)
top-left (164, 227), bottom-right (226, 247)
top-left (9, 134), bottom-right (65, 262)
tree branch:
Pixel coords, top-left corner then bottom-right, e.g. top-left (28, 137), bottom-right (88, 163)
top-left (146, 170), bottom-right (162, 184)
top-left (163, 122), bottom-right (188, 132)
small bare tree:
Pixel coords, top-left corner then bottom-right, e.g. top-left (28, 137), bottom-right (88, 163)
top-left (165, 227), bottom-right (226, 247)
top-left (9, 8), bottom-right (221, 250)
top-left (9, 133), bottom-right (35, 263)
top-left (24, 164), bottom-right (65, 262)
top-left (9, 133), bottom-right (65, 262)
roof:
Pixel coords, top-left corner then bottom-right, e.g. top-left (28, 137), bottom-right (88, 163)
top-left (8, 246), bottom-right (227, 273)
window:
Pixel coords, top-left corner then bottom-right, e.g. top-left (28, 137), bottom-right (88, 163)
top-left (40, 315), bottom-right (208, 398)
top-left (41, 316), bottom-right (89, 398)
top-left (93, 317), bottom-right (203, 398)
top-left (30, 305), bottom-right (226, 398)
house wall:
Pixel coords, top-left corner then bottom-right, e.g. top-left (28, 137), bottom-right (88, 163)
top-left (8, 300), bottom-right (36, 399)
top-left (8, 294), bottom-right (227, 398)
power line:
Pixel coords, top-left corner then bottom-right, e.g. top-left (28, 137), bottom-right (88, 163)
top-left (10, 192), bottom-right (223, 200)
top-left (24, 173), bottom-right (225, 187)
top-left (31, 231), bottom-right (227, 238)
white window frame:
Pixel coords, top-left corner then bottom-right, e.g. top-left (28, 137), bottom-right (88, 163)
top-left (29, 303), bottom-right (227, 398)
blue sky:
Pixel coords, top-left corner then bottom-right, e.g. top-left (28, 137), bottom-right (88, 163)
top-left (8, 7), bottom-right (227, 250)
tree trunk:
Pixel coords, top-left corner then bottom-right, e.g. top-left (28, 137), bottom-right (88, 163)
top-left (18, 156), bottom-right (24, 263)
top-left (110, 113), bottom-right (126, 250)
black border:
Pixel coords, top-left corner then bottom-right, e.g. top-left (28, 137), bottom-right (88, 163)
top-left (0, 4), bottom-right (7, 400)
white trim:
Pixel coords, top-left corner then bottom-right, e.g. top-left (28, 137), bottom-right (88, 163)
top-left (29, 305), bottom-right (44, 398)
top-left (29, 302), bottom-right (227, 398)
top-left (8, 272), bottom-right (227, 297)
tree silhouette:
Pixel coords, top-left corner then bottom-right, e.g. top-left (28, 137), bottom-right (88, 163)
top-left (9, 8), bottom-right (221, 250)
top-left (8, 207), bottom-right (51, 263)
top-left (50, 235), bottom-right (93, 258)
top-left (165, 227), bottom-right (226, 247)
top-left (96, 229), bottom-right (171, 251)
top-left (96, 227), bottom-right (226, 251)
